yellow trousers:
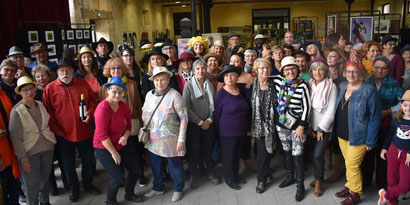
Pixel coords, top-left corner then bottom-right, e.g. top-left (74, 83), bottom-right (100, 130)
top-left (338, 138), bottom-right (367, 195)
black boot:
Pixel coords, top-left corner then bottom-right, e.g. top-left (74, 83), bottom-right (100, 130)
top-left (106, 187), bottom-right (119, 205)
top-left (294, 155), bottom-right (305, 202)
top-left (279, 151), bottom-right (295, 188)
top-left (124, 178), bottom-right (143, 202)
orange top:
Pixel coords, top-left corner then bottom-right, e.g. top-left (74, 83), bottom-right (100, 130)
top-left (0, 89), bottom-right (20, 178)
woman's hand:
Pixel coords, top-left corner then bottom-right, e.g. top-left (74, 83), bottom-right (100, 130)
top-left (293, 126), bottom-right (305, 141)
top-left (380, 149), bottom-right (387, 160)
top-left (200, 120), bottom-right (211, 130)
top-left (21, 158), bottom-right (31, 173)
top-left (406, 153), bottom-right (410, 167)
top-left (111, 151), bottom-right (121, 165)
top-left (176, 141), bottom-right (185, 154)
top-left (118, 136), bottom-right (128, 146)
top-left (316, 131), bottom-right (323, 141)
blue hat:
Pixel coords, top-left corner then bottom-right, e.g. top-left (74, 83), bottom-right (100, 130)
top-left (228, 33), bottom-right (241, 39)
top-left (400, 44), bottom-right (410, 55)
top-left (304, 40), bottom-right (322, 51)
top-left (105, 76), bottom-right (127, 91)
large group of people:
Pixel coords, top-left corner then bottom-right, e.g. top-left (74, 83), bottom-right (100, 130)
top-left (0, 30), bottom-right (409, 205)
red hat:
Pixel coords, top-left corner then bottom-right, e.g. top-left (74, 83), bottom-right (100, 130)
top-left (309, 57), bottom-right (328, 68)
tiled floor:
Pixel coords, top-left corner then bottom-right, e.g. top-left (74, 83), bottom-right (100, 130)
top-left (26, 157), bottom-right (408, 205)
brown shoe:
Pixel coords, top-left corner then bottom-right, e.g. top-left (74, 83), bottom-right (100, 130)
top-left (341, 192), bottom-right (360, 205)
top-left (335, 187), bottom-right (350, 198)
top-left (309, 179), bottom-right (316, 188)
top-left (314, 180), bottom-right (323, 197)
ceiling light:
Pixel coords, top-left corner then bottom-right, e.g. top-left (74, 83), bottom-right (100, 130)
top-left (181, 4), bottom-right (186, 7)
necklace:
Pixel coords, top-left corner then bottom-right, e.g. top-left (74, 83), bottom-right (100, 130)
top-left (341, 97), bottom-right (350, 111)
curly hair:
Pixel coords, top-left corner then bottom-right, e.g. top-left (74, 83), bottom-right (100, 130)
top-left (361, 41), bottom-right (382, 60)
top-left (103, 57), bottom-right (128, 78)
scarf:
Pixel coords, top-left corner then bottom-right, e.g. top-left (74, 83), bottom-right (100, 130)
top-left (362, 58), bottom-right (373, 75)
top-left (276, 77), bottom-right (299, 123)
top-left (181, 71), bottom-right (193, 82)
top-left (154, 85), bottom-right (171, 96)
top-left (192, 77), bottom-right (214, 114)
top-left (244, 64), bottom-right (253, 74)
top-left (309, 78), bottom-right (333, 113)
top-left (107, 76), bottom-right (128, 96)
top-left (251, 78), bottom-right (276, 153)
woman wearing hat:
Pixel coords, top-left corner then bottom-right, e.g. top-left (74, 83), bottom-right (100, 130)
top-left (75, 45), bottom-right (103, 96)
top-left (175, 52), bottom-right (197, 93)
top-left (214, 65), bottom-right (250, 190)
top-left (209, 40), bottom-right (226, 65)
top-left (9, 76), bottom-right (56, 205)
top-left (187, 36), bottom-right (209, 58)
top-left (182, 59), bottom-right (219, 189)
top-left (94, 76), bottom-right (143, 204)
top-left (401, 44), bottom-right (410, 90)
top-left (272, 56), bottom-right (311, 202)
top-left (308, 57), bottom-right (338, 197)
top-left (305, 41), bottom-right (324, 59)
top-left (142, 67), bottom-right (187, 202)
top-left (360, 41), bottom-right (382, 75)
top-left (141, 47), bottom-right (178, 98)
top-left (204, 52), bottom-right (222, 88)
top-left (250, 58), bottom-right (277, 194)
top-left (0, 59), bottom-right (20, 105)
top-left (362, 55), bottom-right (402, 190)
top-left (334, 60), bottom-right (381, 205)
top-left (381, 36), bottom-right (404, 86)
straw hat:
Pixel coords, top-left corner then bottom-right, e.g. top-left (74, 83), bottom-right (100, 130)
top-left (15, 76), bottom-right (38, 94)
top-left (400, 90), bottom-right (410, 101)
top-left (149, 67), bottom-right (174, 81)
top-left (77, 45), bottom-right (96, 60)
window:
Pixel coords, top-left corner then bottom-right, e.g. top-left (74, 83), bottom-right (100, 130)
top-left (382, 3), bottom-right (390, 14)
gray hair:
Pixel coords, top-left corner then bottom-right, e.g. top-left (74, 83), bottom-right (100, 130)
top-left (373, 55), bottom-right (391, 70)
top-left (309, 61), bottom-right (330, 79)
top-left (244, 49), bottom-right (257, 56)
top-left (193, 59), bottom-right (207, 69)
top-left (0, 59), bottom-right (17, 70)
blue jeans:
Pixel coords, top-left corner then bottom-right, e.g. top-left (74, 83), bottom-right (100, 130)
top-left (57, 136), bottom-right (94, 190)
top-left (148, 151), bottom-right (184, 192)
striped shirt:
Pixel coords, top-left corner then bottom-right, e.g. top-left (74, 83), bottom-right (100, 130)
top-left (271, 75), bottom-right (311, 129)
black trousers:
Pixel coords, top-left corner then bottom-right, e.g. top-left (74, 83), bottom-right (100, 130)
top-left (240, 135), bottom-right (252, 160)
top-left (0, 166), bottom-right (19, 205)
top-left (256, 137), bottom-right (274, 183)
top-left (187, 122), bottom-right (215, 177)
top-left (220, 136), bottom-right (244, 182)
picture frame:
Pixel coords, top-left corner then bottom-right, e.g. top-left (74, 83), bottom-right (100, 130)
top-left (76, 30), bottom-right (83, 39)
top-left (67, 30), bottom-right (74, 40)
top-left (83, 30), bottom-right (90, 39)
top-left (77, 44), bottom-right (83, 52)
top-left (350, 16), bottom-right (373, 44)
top-left (28, 31), bottom-right (39, 43)
top-left (47, 44), bottom-right (56, 56)
top-left (49, 58), bottom-right (58, 64)
top-left (68, 45), bottom-right (76, 53)
top-left (374, 19), bottom-right (390, 34)
top-left (45, 31), bottom-right (55, 42)
top-left (327, 15), bottom-right (337, 36)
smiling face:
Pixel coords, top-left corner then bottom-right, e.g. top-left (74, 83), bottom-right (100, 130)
top-left (366, 45), bottom-right (381, 61)
top-left (224, 72), bottom-right (239, 86)
top-left (229, 36), bottom-right (240, 48)
top-left (244, 51), bottom-right (257, 66)
top-left (193, 42), bottom-right (204, 56)
top-left (33, 50), bottom-right (49, 65)
top-left (121, 50), bottom-right (134, 66)
top-left (256, 61), bottom-right (271, 80)
top-left (109, 64), bottom-right (123, 77)
top-left (311, 65), bottom-right (326, 83)
top-left (180, 59), bottom-right (193, 73)
top-left (401, 101), bottom-right (410, 118)
top-left (153, 73), bottom-right (170, 92)
top-left (229, 55), bottom-right (243, 67)
top-left (383, 40), bottom-right (395, 55)
top-left (107, 85), bottom-right (123, 102)
top-left (214, 46), bottom-right (224, 55)
top-left (34, 70), bottom-right (50, 88)
top-left (81, 53), bottom-right (93, 68)
top-left (150, 55), bottom-right (165, 68)
top-left (162, 46), bottom-right (176, 59)
top-left (207, 57), bottom-right (219, 71)
top-left (284, 32), bottom-right (294, 44)
top-left (295, 56), bottom-right (308, 73)
top-left (373, 60), bottom-right (389, 81)
top-left (57, 66), bottom-right (74, 84)
top-left (327, 51), bottom-right (342, 67)
top-left (344, 65), bottom-right (362, 84)
top-left (1, 65), bottom-right (17, 83)
top-left (402, 50), bottom-right (410, 63)
top-left (282, 65), bottom-right (299, 81)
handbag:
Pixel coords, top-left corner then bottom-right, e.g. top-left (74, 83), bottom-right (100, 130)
top-left (138, 92), bottom-right (167, 143)
top-left (283, 110), bottom-right (297, 129)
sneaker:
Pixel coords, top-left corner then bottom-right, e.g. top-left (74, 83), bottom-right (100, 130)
top-left (139, 175), bottom-right (148, 187)
top-left (171, 191), bottom-right (182, 202)
top-left (144, 190), bottom-right (165, 198)
top-left (378, 189), bottom-right (389, 205)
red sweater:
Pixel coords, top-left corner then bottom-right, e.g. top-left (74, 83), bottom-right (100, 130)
top-left (43, 77), bottom-right (97, 142)
top-left (93, 100), bottom-right (131, 150)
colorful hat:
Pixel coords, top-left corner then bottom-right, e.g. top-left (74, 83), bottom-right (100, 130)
top-left (105, 76), bottom-right (127, 91)
top-left (213, 40), bottom-right (224, 48)
top-left (349, 49), bottom-right (361, 64)
top-left (15, 76), bottom-right (38, 94)
top-left (186, 36), bottom-right (209, 52)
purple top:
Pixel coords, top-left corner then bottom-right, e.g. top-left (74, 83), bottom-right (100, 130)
top-left (214, 88), bottom-right (250, 137)
top-left (390, 54), bottom-right (404, 86)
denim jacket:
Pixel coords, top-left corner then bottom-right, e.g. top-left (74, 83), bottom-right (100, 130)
top-left (335, 82), bottom-right (381, 148)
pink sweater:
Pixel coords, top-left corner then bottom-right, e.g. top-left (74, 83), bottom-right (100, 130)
top-left (93, 100), bottom-right (131, 150)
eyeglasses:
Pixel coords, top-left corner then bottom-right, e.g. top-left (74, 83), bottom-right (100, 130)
top-left (258, 67), bottom-right (270, 70)
top-left (345, 70), bottom-right (359, 75)
top-left (283, 67), bottom-right (298, 72)
top-left (3, 68), bottom-right (16, 73)
top-left (21, 87), bottom-right (36, 93)
top-left (110, 67), bottom-right (122, 71)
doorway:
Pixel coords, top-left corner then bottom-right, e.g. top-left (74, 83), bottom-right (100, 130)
top-left (252, 8), bottom-right (290, 43)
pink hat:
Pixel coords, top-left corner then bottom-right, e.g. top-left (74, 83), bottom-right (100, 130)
top-left (309, 57), bottom-right (328, 68)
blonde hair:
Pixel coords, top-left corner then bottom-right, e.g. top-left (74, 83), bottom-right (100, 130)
top-left (252, 58), bottom-right (271, 74)
top-left (103, 57), bottom-right (128, 78)
top-left (32, 64), bottom-right (51, 77)
top-left (147, 55), bottom-right (167, 75)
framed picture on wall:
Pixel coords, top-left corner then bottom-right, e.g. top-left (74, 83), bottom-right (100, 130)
top-left (83, 30), bottom-right (90, 39)
top-left (28, 31), bottom-right (38, 43)
top-left (48, 44), bottom-right (56, 56)
top-left (327, 15), bottom-right (337, 36)
top-left (67, 30), bottom-right (74, 40)
top-left (374, 19), bottom-right (390, 33)
top-left (68, 45), bottom-right (76, 53)
top-left (76, 30), bottom-right (83, 39)
top-left (45, 31), bottom-right (55, 42)
top-left (77, 44), bottom-right (83, 52)
top-left (350, 16), bottom-right (373, 43)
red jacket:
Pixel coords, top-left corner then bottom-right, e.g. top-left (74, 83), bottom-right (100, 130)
top-left (43, 77), bottom-right (97, 142)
